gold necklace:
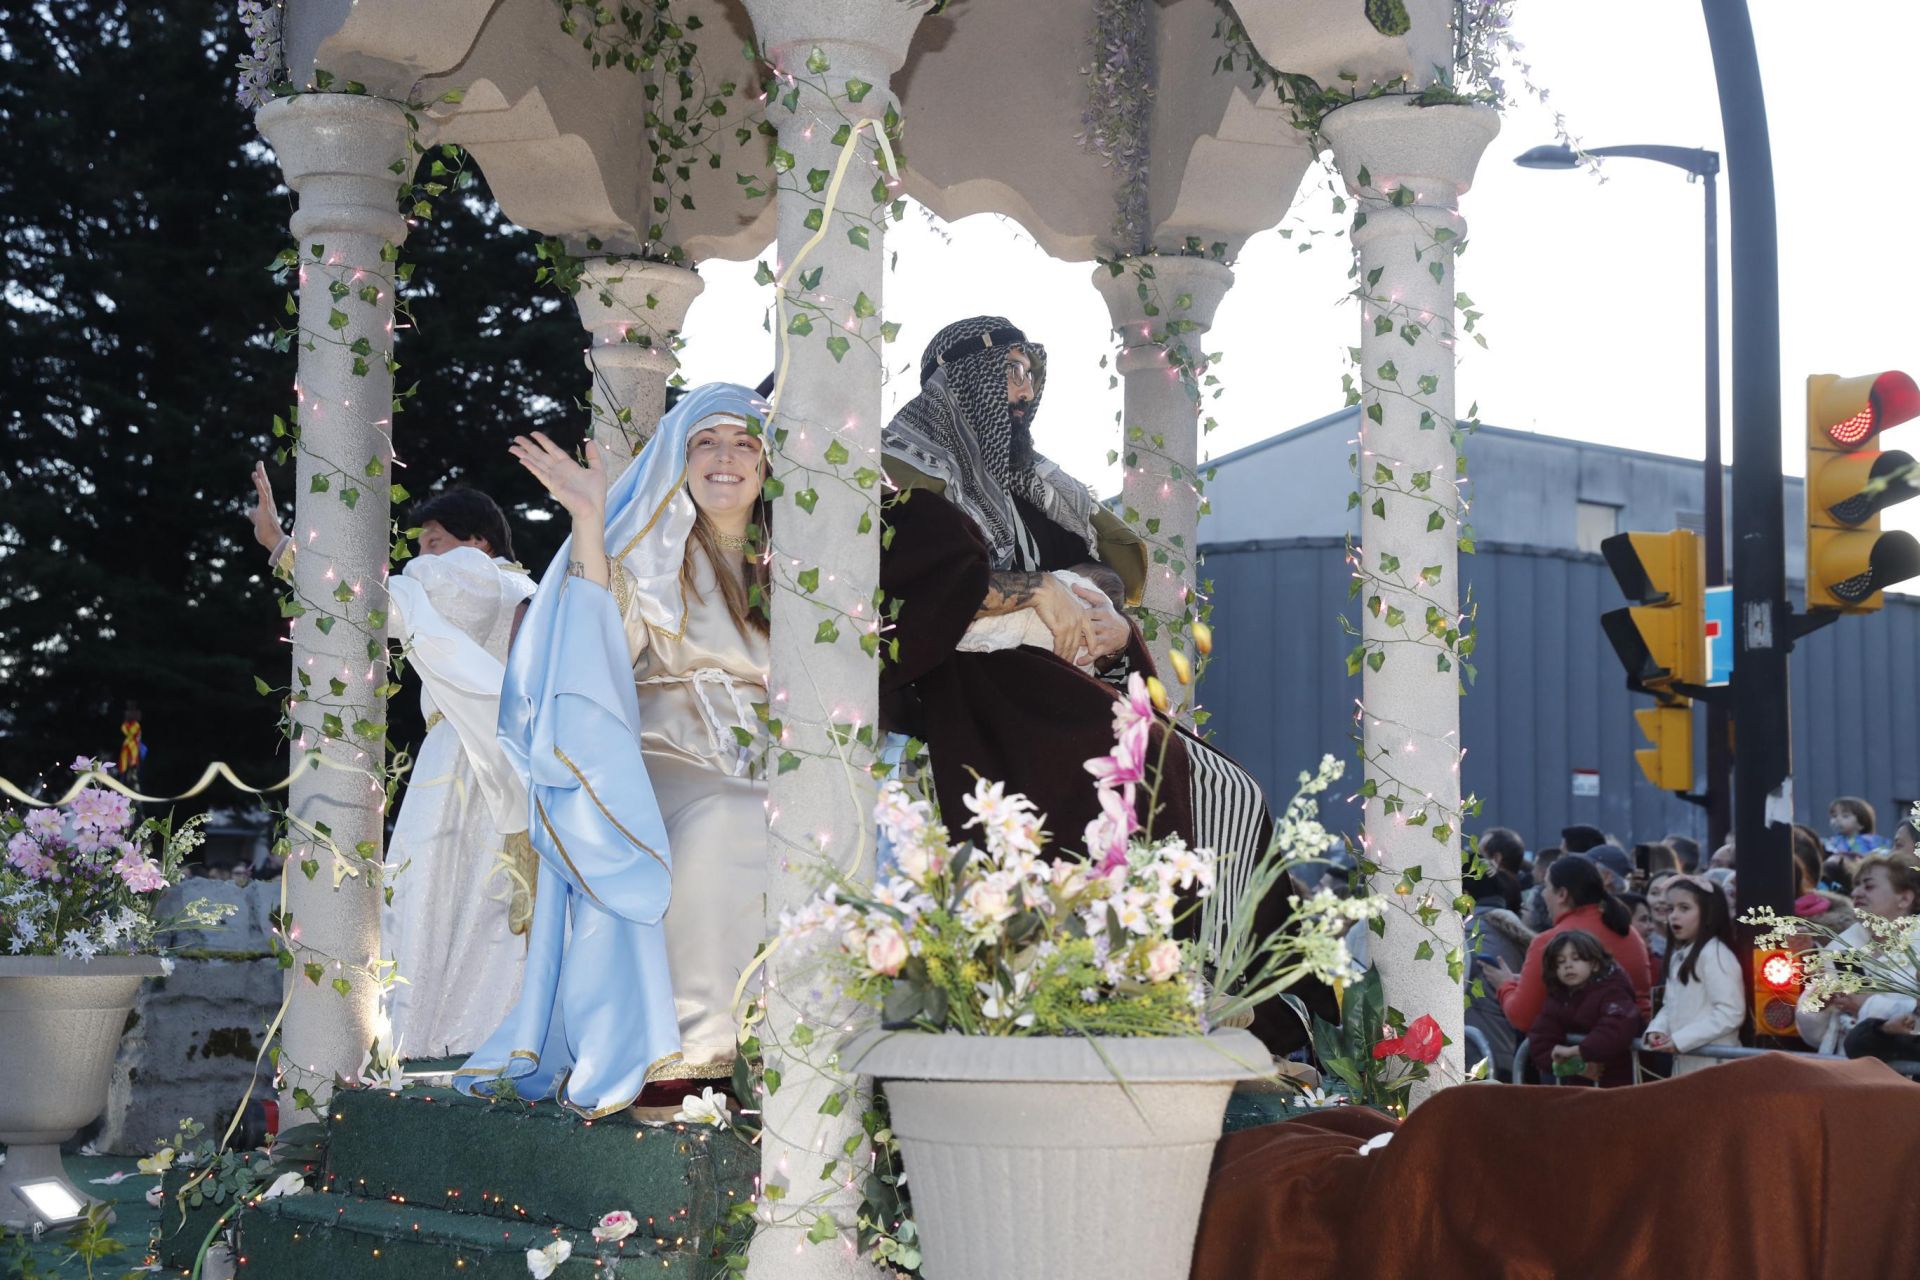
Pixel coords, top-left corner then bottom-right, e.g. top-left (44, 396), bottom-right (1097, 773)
top-left (712, 530), bottom-right (751, 552)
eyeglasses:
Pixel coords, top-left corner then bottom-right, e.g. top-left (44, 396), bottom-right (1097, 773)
top-left (1005, 356), bottom-right (1035, 391)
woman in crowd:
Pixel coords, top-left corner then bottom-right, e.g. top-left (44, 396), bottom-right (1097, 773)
top-left (1792, 824), bottom-right (1856, 934)
top-left (1643, 877), bottom-right (1745, 1074)
top-left (1480, 853), bottom-right (1652, 1037)
top-left (1798, 853), bottom-right (1920, 1055)
top-left (455, 383), bottom-right (772, 1119)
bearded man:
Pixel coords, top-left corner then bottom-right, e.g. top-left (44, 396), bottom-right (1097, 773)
top-left (880, 316), bottom-right (1273, 884)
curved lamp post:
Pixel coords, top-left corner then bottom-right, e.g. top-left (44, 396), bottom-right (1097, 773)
top-left (1516, 141), bottom-right (1729, 849)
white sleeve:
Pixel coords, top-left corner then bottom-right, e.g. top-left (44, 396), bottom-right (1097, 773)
top-left (387, 575), bottom-right (526, 834)
top-left (954, 570), bottom-right (1097, 663)
top-left (1669, 942), bottom-right (1747, 1054)
top-left (403, 547), bottom-right (507, 644)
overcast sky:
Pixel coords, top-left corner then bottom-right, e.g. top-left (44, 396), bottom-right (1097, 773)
top-left (678, 0), bottom-right (1920, 548)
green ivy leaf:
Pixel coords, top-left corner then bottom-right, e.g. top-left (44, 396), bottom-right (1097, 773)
top-left (805, 46), bottom-right (831, 74)
top-left (797, 567), bottom-right (820, 594)
top-left (825, 335), bottom-right (850, 362)
top-left (824, 439), bottom-right (850, 465)
top-left (806, 167), bottom-right (831, 194)
top-left (1373, 314), bottom-right (1393, 337)
top-left (1366, 650), bottom-right (1386, 672)
top-left (847, 225), bottom-right (871, 250)
top-left (844, 77), bottom-right (872, 103)
top-left (853, 291), bottom-right (877, 318)
top-left (802, 207), bottom-right (823, 232)
top-left (332, 977), bottom-right (352, 998)
top-left (795, 488), bottom-right (819, 514)
top-left (754, 260), bottom-right (776, 286)
top-left (814, 620), bottom-right (840, 644)
top-left (786, 313), bottom-right (815, 337)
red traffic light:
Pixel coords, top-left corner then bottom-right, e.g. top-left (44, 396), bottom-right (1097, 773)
top-left (1817, 371), bottom-right (1920, 448)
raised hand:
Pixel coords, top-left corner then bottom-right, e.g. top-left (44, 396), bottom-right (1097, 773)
top-left (248, 461), bottom-right (283, 552)
top-left (510, 433), bottom-right (607, 525)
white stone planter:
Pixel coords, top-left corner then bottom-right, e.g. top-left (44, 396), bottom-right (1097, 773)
top-left (847, 1029), bottom-right (1268, 1280)
top-left (0, 955), bottom-right (166, 1228)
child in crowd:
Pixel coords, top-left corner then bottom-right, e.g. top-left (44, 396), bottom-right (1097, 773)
top-left (1643, 877), bottom-right (1746, 1074)
top-left (1527, 930), bottom-right (1642, 1088)
top-left (1826, 796), bottom-right (1890, 857)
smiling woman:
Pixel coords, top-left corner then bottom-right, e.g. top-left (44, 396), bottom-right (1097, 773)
top-left (457, 384), bottom-right (775, 1121)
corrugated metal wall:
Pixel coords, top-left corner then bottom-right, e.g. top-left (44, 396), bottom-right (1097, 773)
top-left (1201, 538), bottom-right (1920, 852)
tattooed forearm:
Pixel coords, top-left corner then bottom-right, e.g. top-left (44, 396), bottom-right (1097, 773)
top-left (978, 570), bottom-right (1049, 617)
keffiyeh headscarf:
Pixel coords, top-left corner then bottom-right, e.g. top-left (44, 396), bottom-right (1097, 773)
top-left (884, 315), bottom-right (1099, 570)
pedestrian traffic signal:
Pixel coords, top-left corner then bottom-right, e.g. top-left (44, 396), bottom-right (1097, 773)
top-left (1752, 947), bottom-right (1802, 1040)
top-left (1806, 371), bottom-right (1920, 612)
top-left (1601, 530), bottom-right (1705, 695)
top-left (1633, 705), bottom-right (1692, 791)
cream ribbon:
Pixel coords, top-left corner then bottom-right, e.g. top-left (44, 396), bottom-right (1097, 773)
top-left (637, 667), bottom-right (762, 776)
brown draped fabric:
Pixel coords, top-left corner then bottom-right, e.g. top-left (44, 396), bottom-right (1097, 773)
top-left (1192, 1054), bottom-right (1920, 1280)
top-left (880, 483), bottom-right (1194, 851)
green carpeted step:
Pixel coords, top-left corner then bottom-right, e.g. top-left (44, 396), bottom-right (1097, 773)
top-left (322, 1085), bottom-right (756, 1237)
top-left (237, 1192), bottom-right (703, 1278)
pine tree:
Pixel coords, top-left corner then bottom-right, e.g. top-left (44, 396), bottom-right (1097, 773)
top-left (0, 0), bottom-right (580, 798)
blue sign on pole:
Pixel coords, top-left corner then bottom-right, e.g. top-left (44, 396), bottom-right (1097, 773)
top-left (1705, 586), bottom-right (1734, 687)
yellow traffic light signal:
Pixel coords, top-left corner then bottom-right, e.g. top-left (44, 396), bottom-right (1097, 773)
top-left (1634, 705), bottom-right (1693, 791)
top-left (1806, 371), bottom-right (1920, 611)
top-left (1600, 530), bottom-right (1705, 694)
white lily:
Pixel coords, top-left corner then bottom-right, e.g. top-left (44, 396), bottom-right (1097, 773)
top-left (526, 1239), bottom-right (573, 1279)
top-left (259, 1171), bottom-right (306, 1201)
top-left (673, 1086), bottom-right (730, 1127)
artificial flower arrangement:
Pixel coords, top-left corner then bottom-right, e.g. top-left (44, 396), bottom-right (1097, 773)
top-left (0, 760), bottom-right (231, 960)
top-left (778, 675), bottom-right (1379, 1039)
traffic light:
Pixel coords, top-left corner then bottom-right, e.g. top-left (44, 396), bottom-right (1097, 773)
top-left (1601, 530), bottom-right (1702, 792)
top-left (1806, 371), bottom-right (1920, 611)
top-left (1601, 530), bottom-right (1705, 695)
top-left (1752, 948), bottom-right (1803, 1040)
top-left (1634, 705), bottom-right (1692, 791)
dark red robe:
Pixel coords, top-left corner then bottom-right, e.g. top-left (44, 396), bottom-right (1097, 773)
top-left (879, 482), bottom-right (1194, 853)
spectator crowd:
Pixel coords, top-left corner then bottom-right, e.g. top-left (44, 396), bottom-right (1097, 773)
top-left (1433, 795), bottom-right (1920, 1086)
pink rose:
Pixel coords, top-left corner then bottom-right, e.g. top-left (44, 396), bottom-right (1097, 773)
top-left (864, 925), bottom-right (908, 977)
top-left (1143, 940), bottom-right (1182, 983)
top-left (592, 1210), bottom-right (637, 1244)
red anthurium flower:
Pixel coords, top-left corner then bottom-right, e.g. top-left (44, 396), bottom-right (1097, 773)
top-left (1371, 1029), bottom-right (1405, 1061)
top-left (1400, 1015), bottom-right (1444, 1064)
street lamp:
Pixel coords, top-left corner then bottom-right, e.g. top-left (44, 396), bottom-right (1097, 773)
top-left (1516, 141), bottom-right (1730, 848)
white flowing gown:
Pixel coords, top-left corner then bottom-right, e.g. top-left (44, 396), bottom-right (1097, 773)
top-left (381, 548), bottom-right (536, 1058)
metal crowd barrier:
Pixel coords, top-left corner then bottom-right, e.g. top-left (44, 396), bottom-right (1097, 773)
top-left (1504, 1034), bottom-right (1920, 1084)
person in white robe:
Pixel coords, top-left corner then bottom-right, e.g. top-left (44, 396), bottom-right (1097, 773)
top-left (250, 468), bottom-right (534, 1057)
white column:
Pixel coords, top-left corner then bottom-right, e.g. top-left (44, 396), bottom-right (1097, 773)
top-left (740, 2), bottom-right (923, 1275)
top-left (1092, 255), bottom-right (1234, 690)
top-left (572, 258), bottom-right (705, 478)
top-left (1320, 98), bottom-right (1498, 1103)
top-left (256, 94), bottom-right (413, 1119)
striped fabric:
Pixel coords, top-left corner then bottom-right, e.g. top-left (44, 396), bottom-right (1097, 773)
top-left (1186, 735), bottom-right (1272, 961)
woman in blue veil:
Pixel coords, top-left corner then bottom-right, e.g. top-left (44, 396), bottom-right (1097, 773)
top-left (454, 383), bottom-right (772, 1118)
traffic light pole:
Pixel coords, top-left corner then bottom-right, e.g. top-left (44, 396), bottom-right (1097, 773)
top-left (1701, 0), bottom-right (1794, 918)
top-left (1702, 167), bottom-right (1733, 852)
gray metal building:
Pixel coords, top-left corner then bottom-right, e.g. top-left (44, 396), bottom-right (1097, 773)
top-left (1197, 408), bottom-right (1920, 852)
